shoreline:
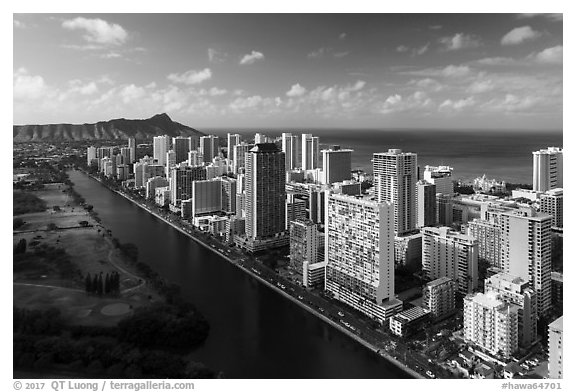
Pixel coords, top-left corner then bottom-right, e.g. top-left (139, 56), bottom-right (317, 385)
top-left (78, 170), bottom-right (423, 379)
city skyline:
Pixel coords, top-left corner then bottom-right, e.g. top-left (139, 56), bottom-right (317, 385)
top-left (14, 13), bottom-right (562, 130)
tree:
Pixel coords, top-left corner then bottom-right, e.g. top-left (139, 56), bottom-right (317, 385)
top-left (47, 223), bottom-right (58, 231)
top-left (85, 273), bottom-right (92, 293)
top-left (53, 206), bottom-right (61, 212)
top-left (14, 239), bottom-right (27, 254)
top-left (13, 218), bottom-right (25, 229)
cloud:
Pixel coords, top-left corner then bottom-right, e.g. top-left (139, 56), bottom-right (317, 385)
top-left (473, 57), bottom-right (518, 66)
top-left (208, 87), bottom-right (227, 96)
top-left (240, 50), bottom-right (264, 65)
top-left (467, 79), bottom-right (494, 94)
top-left (13, 68), bottom-right (47, 100)
top-left (377, 91), bottom-right (433, 115)
top-left (429, 25), bottom-right (443, 30)
top-left (100, 52), bottom-right (122, 59)
top-left (439, 33), bottom-right (481, 51)
top-left (167, 68), bottom-right (212, 85)
top-left (501, 26), bottom-right (542, 45)
top-left (62, 17), bottom-right (128, 46)
top-left (69, 80), bottom-right (99, 95)
top-left (532, 45), bottom-right (563, 64)
top-left (208, 48), bottom-right (227, 63)
top-left (441, 65), bottom-right (471, 77)
top-left (333, 51), bottom-right (350, 58)
top-left (286, 83), bottom-right (307, 97)
top-left (411, 78), bottom-right (443, 92)
top-left (307, 47), bottom-right (330, 59)
top-left (339, 33), bottom-right (347, 40)
top-left (119, 84), bottom-right (146, 103)
top-left (397, 43), bottom-right (429, 56)
top-left (439, 97), bottom-right (475, 112)
top-left (517, 13), bottom-right (563, 22)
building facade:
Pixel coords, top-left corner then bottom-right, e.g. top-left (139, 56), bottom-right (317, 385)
top-left (373, 149), bottom-right (417, 235)
top-left (463, 292), bottom-right (519, 359)
top-left (321, 147), bottom-right (353, 185)
top-left (325, 193), bottom-right (402, 323)
top-left (548, 316), bottom-right (563, 379)
top-left (533, 147), bottom-right (562, 192)
top-left (423, 277), bottom-right (456, 320)
top-left (422, 226), bottom-right (478, 295)
top-left (417, 180), bottom-right (437, 228)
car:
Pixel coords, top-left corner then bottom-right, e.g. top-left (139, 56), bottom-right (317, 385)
top-left (319, 308), bottom-right (325, 313)
top-left (426, 371), bottom-right (435, 378)
top-left (298, 295), bottom-right (304, 300)
top-left (338, 311), bottom-right (345, 317)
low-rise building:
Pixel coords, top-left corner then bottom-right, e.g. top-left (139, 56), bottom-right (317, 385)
top-left (422, 277), bottom-right (456, 320)
top-left (389, 306), bottom-right (430, 337)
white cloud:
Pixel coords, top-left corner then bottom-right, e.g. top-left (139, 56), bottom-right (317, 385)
top-left (100, 52), bottom-right (122, 59)
top-left (333, 51), bottom-right (350, 58)
top-left (439, 33), bottom-right (481, 51)
top-left (13, 68), bottom-right (47, 100)
top-left (397, 43), bottom-right (429, 56)
top-left (339, 32), bottom-right (347, 40)
top-left (119, 84), bottom-right (146, 103)
top-left (439, 97), bottom-right (475, 112)
top-left (62, 17), bottom-right (128, 46)
top-left (69, 80), bottom-right (99, 95)
top-left (229, 95), bottom-right (263, 111)
top-left (441, 65), bottom-right (471, 77)
top-left (532, 45), bottom-right (563, 64)
top-left (240, 50), bottom-right (265, 65)
top-left (208, 87), bottom-right (227, 96)
top-left (286, 83), bottom-right (307, 97)
top-left (167, 68), bottom-right (212, 85)
top-left (473, 57), bottom-right (518, 66)
top-left (208, 48), bottom-right (227, 63)
top-left (501, 26), bottom-right (542, 46)
top-left (467, 79), bottom-right (494, 94)
top-left (412, 78), bottom-right (443, 92)
top-left (307, 47), bottom-right (330, 59)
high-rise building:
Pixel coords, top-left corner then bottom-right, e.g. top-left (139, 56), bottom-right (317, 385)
top-left (145, 176), bottom-right (169, 200)
top-left (373, 149), bottom-right (418, 235)
top-left (232, 143), bottom-right (254, 174)
top-left (466, 218), bottom-right (501, 268)
top-left (173, 136), bottom-right (191, 165)
top-left (321, 146), bottom-right (352, 185)
top-left (200, 135), bottom-right (220, 163)
top-left (423, 165), bottom-right (454, 195)
top-left (302, 134), bottom-right (320, 170)
top-left (463, 291), bottom-right (519, 359)
top-left (188, 150), bottom-right (203, 167)
top-left (290, 219), bottom-right (320, 274)
top-left (417, 180), bottom-right (437, 228)
top-left (286, 193), bottom-right (307, 230)
top-left (325, 193), bottom-right (402, 323)
top-left (500, 208), bottom-right (552, 315)
top-left (128, 137), bottom-right (136, 163)
top-left (119, 147), bottom-right (131, 165)
top-left (169, 166), bottom-right (207, 206)
top-left (236, 143), bottom-right (287, 252)
top-left (548, 316), bottom-right (563, 379)
top-left (533, 147), bottom-right (563, 192)
top-left (227, 133), bottom-right (241, 164)
top-left (191, 179), bottom-right (223, 216)
top-left (485, 273), bottom-right (537, 348)
top-left (423, 277), bottom-right (456, 320)
top-left (166, 150), bottom-right (176, 177)
top-left (87, 146), bottom-right (97, 166)
top-left (153, 135), bottom-right (171, 166)
top-left (220, 177), bottom-right (237, 214)
top-left (422, 226), bottom-right (478, 295)
top-left (540, 188), bottom-right (563, 229)
top-left (254, 133), bottom-right (269, 144)
top-left (282, 133), bottom-right (301, 170)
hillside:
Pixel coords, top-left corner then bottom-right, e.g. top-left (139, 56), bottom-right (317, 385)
top-left (13, 113), bottom-right (205, 142)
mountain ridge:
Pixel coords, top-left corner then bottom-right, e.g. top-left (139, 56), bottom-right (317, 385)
top-left (13, 113), bottom-right (205, 142)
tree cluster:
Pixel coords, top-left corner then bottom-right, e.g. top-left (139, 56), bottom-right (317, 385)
top-left (14, 239), bottom-right (27, 254)
top-left (84, 272), bottom-right (121, 296)
top-left (13, 191), bottom-right (47, 215)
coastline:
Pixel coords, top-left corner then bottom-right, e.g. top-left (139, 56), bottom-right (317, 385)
top-left (79, 170), bottom-right (423, 379)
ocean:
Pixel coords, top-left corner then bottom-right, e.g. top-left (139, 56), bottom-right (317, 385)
top-left (208, 129), bottom-right (563, 184)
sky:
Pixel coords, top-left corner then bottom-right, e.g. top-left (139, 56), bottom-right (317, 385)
top-left (13, 13), bottom-right (563, 130)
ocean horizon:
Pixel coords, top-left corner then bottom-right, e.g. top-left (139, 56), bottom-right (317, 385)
top-left (208, 128), bottom-right (563, 184)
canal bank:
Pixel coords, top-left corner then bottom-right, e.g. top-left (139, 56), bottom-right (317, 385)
top-left (70, 169), bottom-right (417, 379)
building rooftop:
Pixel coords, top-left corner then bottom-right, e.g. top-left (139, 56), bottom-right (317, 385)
top-left (250, 143), bottom-right (280, 153)
top-left (549, 316), bottom-right (563, 331)
top-left (392, 306), bottom-right (429, 324)
top-left (426, 276), bottom-right (454, 288)
top-left (551, 271), bottom-right (563, 283)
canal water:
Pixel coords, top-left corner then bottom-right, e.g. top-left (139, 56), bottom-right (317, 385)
top-left (68, 170), bottom-right (409, 379)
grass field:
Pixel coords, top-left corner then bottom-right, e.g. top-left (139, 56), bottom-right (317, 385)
top-left (13, 181), bottom-right (161, 327)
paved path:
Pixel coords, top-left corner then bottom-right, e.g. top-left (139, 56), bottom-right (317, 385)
top-left (13, 282), bottom-right (84, 292)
